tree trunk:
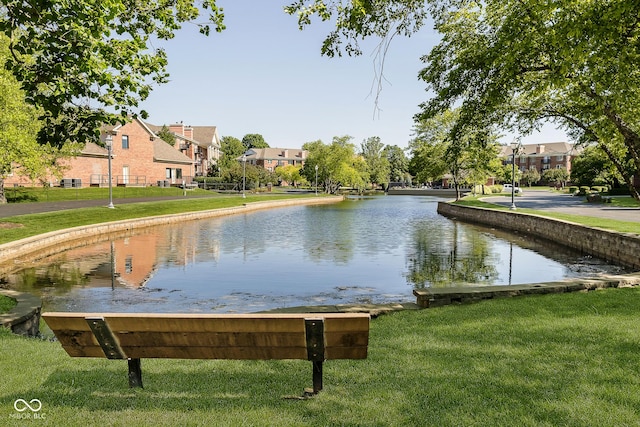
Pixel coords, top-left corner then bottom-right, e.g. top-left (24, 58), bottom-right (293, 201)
top-left (0, 178), bottom-right (6, 204)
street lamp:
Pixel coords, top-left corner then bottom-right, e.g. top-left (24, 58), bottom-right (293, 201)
top-left (510, 141), bottom-right (520, 210)
top-left (242, 154), bottom-right (246, 198)
top-left (105, 133), bottom-right (115, 209)
top-left (315, 164), bottom-right (318, 195)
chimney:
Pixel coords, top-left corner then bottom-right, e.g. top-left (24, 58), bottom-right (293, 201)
top-left (184, 126), bottom-right (193, 140)
top-left (282, 149), bottom-right (288, 157)
top-left (169, 122), bottom-right (184, 135)
top-left (536, 144), bottom-right (545, 154)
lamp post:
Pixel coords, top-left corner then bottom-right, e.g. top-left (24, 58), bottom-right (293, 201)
top-left (315, 164), bottom-right (318, 195)
top-left (106, 133), bottom-right (115, 209)
top-left (242, 154), bottom-right (246, 198)
top-left (510, 141), bottom-right (519, 210)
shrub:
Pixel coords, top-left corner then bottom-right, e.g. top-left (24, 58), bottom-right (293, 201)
top-left (578, 186), bottom-right (591, 196)
top-left (568, 186), bottom-right (578, 194)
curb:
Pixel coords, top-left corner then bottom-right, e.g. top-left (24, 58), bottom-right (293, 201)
top-left (414, 273), bottom-right (640, 307)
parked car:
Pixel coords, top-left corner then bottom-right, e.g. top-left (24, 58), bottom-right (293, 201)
top-left (502, 184), bottom-right (522, 194)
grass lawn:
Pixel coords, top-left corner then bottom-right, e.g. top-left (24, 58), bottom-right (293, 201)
top-left (5, 185), bottom-right (213, 203)
top-left (1, 288), bottom-right (639, 426)
top-left (0, 295), bottom-right (16, 313)
top-left (0, 193), bottom-right (304, 245)
top-left (455, 197), bottom-right (640, 234)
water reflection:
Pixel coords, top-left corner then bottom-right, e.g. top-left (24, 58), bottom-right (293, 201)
top-left (1, 196), bottom-right (630, 313)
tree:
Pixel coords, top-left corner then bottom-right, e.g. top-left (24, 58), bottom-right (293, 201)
top-left (521, 169), bottom-right (541, 188)
top-left (0, 1), bottom-right (224, 147)
top-left (286, 1), bottom-right (640, 200)
top-left (219, 136), bottom-right (245, 171)
top-left (242, 134), bottom-right (269, 150)
top-left (542, 168), bottom-right (570, 189)
top-left (382, 145), bottom-right (409, 183)
top-left (571, 144), bottom-right (628, 188)
top-left (360, 136), bottom-right (390, 189)
top-left (0, 36), bottom-right (47, 203)
top-left (156, 126), bottom-right (176, 146)
top-left (302, 136), bottom-right (368, 194)
top-left (275, 164), bottom-right (305, 187)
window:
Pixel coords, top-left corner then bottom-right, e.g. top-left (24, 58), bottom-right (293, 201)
top-left (556, 155), bottom-right (564, 161)
top-left (166, 168), bottom-right (171, 179)
top-left (122, 135), bottom-right (129, 149)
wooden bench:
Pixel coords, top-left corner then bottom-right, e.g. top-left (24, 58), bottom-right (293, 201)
top-left (42, 312), bottom-right (370, 394)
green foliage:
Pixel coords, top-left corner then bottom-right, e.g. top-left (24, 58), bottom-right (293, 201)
top-left (218, 136), bottom-right (245, 171)
top-left (360, 136), bottom-right (390, 187)
top-left (571, 144), bottom-right (628, 188)
top-left (542, 167), bottom-right (569, 187)
top-left (0, 294), bottom-right (16, 313)
top-left (0, 36), bottom-right (46, 203)
top-left (242, 134), bottom-right (269, 150)
top-left (302, 136), bottom-right (368, 193)
top-left (0, 0), bottom-right (225, 146)
top-left (410, 109), bottom-right (501, 198)
top-left (287, 1), bottom-right (640, 200)
top-left (521, 168), bottom-right (541, 187)
top-left (275, 164), bottom-right (305, 186)
top-left (156, 125), bottom-right (176, 145)
top-left (382, 144), bottom-right (409, 182)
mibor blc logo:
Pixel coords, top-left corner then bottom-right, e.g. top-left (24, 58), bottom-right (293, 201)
top-left (10, 398), bottom-right (45, 420)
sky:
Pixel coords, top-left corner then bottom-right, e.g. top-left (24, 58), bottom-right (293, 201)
top-left (140, 1), bottom-right (568, 149)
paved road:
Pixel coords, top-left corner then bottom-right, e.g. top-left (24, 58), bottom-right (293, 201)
top-left (482, 189), bottom-right (640, 222)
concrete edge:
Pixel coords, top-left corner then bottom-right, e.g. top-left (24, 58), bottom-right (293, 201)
top-left (0, 196), bottom-right (343, 269)
top-left (0, 289), bottom-right (42, 336)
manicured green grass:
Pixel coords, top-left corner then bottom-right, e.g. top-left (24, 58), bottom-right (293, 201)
top-left (0, 194), bottom-right (302, 245)
top-left (0, 295), bottom-right (16, 314)
top-left (2, 288), bottom-right (639, 426)
top-left (456, 197), bottom-right (640, 234)
top-left (6, 185), bottom-right (212, 203)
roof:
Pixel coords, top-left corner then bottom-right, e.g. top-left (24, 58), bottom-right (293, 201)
top-left (153, 140), bottom-right (194, 164)
top-left (192, 126), bottom-right (220, 147)
top-left (500, 142), bottom-right (582, 157)
top-left (243, 147), bottom-right (308, 161)
top-left (81, 142), bottom-right (108, 157)
top-left (145, 122), bottom-right (220, 149)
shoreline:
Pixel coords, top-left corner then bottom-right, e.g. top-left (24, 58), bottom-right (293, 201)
top-left (0, 196), bottom-right (343, 276)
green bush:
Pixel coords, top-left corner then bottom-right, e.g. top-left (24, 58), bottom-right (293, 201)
top-left (568, 186), bottom-right (578, 194)
top-left (578, 186), bottom-right (591, 195)
top-left (591, 186), bottom-right (608, 193)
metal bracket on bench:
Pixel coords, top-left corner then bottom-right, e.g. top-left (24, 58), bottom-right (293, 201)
top-left (305, 318), bottom-right (325, 394)
top-left (85, 317), bottom-right (126, 360)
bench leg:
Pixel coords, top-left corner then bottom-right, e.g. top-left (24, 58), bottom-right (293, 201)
top-left (128, 358), bottom-right (143, 388)
top-left (312, 360), bottom-right (323, 394)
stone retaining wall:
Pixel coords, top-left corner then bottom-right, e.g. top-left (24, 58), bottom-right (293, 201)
top-left (437, 202), bottom-right (640, 270)
top-left (0, 290), bottom-right (41, 336)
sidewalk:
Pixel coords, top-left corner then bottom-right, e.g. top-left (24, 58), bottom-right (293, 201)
top-left (480, 190), bottom-right (640, 222)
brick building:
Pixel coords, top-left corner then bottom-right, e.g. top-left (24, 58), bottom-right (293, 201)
top-left (8, 117), bottom-right (221, 188)
top-left (242, 147), bottom-right (308, 171)
top-left (147, 122), bottom-right (222, 177)
top-left (501, 142), bottom-right (582, 177)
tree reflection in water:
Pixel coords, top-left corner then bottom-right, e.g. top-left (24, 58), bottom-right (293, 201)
top-left (405, 221), bottom-right (499, 288)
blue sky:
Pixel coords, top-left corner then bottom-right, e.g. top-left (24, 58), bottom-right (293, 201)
top-left (140, 1), bottom-right (568, 149)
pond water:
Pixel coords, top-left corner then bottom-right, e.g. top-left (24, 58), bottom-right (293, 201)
top-left (2, 196), bottom-right (630, 313)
